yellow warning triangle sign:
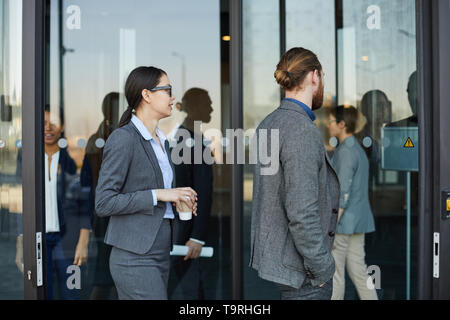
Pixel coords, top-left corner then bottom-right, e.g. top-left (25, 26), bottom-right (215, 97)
top-left (404, 137), bottom-right (415, 148)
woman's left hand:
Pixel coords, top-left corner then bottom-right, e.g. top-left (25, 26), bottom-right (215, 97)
top-left (338, 208), bottom-right (344, 223)
top-left (73, 228), bottom-right (90, 267)
top-left (74, 242), bottom-right (88, 267)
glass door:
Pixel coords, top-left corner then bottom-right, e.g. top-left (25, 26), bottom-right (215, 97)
top-left (242, 0), bottom-right (281, 300)
top-left (243, 0), bottom-right (419, 300)
top-left (335, 0), bottom-right (418, 300)
top-left (0, 0), bottom-right (24, 300)
top-left (43, 0), bottom-right (232, 300)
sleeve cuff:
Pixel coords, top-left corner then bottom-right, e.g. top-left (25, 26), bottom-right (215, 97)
top-left (151, 190), bottom-right (158, 206)
top-left (305, 255), bottom-right (336, 287)
top-left (340, 193), bottom-right (349, 209)
top-left (189, 238), bottom-right (205, 246)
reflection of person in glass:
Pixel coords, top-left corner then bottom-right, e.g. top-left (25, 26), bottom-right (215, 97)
top-left (327, 106), bottom-right (377, 300)
top-left (95, 67), bottom-right (198, 300)
top-left (80, 92), bottom-right (119, 299)
top-left (42, 106), bottom-right (91, 299)
top-left (359, 90), bottom-right (392, 143)
top-left (169, 88), bottom-right (213, 300)
top-left (357, 90), bottom-right (392, 186)
top-left (386, 71), bottom-right (417, 128)
top-left (385, 71), bottom-right (419, 211)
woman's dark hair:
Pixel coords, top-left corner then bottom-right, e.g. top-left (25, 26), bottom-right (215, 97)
top-left (118, 66), bottom-right (167, 128)
top-left (328, 105), bottom-right (358, 134)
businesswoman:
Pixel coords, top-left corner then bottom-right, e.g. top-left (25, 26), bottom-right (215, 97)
top-left (327, 106), bottom-right (377, 300)
top-left (95, 66), bottom-right (197, 300)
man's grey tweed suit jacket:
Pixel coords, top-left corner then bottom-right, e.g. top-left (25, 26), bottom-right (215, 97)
top-left (250, 99), bottom-right (340, 289)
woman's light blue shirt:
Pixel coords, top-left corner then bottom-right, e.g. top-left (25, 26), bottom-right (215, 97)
top-left (131, 115), bottom-right (174, 219)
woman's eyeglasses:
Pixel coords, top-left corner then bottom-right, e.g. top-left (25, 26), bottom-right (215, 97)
top-left (150, 85), bottom-right (172, 97)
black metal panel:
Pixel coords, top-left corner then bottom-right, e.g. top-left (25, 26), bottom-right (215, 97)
top-left (416, 0), bottom-right (434, 300)
top-left (279, 0), bottom-right (286, 100)
top-left (434, 0), bottom-right (450, 300)
top-left (417, 0), bottom-right (450, 300)
top-left (22, 0), bottom-right (46, 300)
top-left (230, 0), bottom-right (243, 300)
top-left (335, 0), bottom-right (342, 106)
top-left (279, 0), bottom-right (286, 56)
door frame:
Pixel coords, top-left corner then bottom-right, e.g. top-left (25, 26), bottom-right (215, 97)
top-left (417, 0), bottom-right (450, 300)
top-left (22, 0), bottom-right (46, 300)
top-left (230, 0), bottom-right (244, 300)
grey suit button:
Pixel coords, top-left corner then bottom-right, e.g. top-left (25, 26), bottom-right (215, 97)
top-left (332, 209), bottom-right (338, 214)
top-left (329, 231), bottom-right (335, 237)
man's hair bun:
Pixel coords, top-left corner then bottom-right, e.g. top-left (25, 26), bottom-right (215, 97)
top-left (274, 47), bottom-right (322, 91)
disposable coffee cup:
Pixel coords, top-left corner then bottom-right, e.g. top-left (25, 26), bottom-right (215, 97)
top-left (178, 211), bottom-right (192, 221)
top-left (177, 198), bottom-right (193, 221)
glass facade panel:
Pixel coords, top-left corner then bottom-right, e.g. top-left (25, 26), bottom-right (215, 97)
top-left (0, 0), bottom-right (24, 300)
top-left (243, 0), bottom-right (280, 300)
top-left (337, 0), bottom-right (418, 300)
top-left (244, 0), bottom-right (418, 300)
top-left (286, 0), bottom-right (337, 145)
top-left (45, 0), bottom-right (231, 300)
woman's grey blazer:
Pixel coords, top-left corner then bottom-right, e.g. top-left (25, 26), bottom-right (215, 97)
top-left (95, 122), bottom-right (175, 255)
top-left (331, 136), bottom-right (375, 234)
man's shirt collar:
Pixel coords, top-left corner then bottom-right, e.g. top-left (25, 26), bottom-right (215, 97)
top-left (283, 98), bottom-right (316, 122)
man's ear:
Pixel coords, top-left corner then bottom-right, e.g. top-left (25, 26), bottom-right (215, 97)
top-left (311, 70), bottom-right (321, 88)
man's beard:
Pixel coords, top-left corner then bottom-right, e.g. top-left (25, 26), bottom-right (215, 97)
top-left (312, 79), bottom-right (324, 111)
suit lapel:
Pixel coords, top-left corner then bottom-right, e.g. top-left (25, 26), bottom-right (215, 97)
top-left (325, 151), bottom-right (339, 181)
top-left (139, 137), bottom-right (164, 188)
top-left (127, 121), bottom-right (164, 188)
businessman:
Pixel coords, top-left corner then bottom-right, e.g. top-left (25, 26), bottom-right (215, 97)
top-left (250, 47), bottom-right (340, 300)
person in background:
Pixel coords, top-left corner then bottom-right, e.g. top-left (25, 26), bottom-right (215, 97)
top-left (45, 105), bottom-right (92, 300)
top-left (169, 88), bottom-right (213, 300)
top-left (327, 105), bottom-right (377, 300)
top-left (80, 92), bottom-right (119, 299)
top-left (17, 105), bottom-right (92, 299)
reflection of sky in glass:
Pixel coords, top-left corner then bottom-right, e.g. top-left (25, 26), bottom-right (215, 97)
top-left (1, 0), bottom-right (22, 107)
top-left (341, 0), bottom-right (416, 121)
top-left (243, 0), bottom-right (280, 130)
top-left (0, 0), bottom-right (23, 175)
top-left (286, 0), bottom-right (416, 123)
top-left (49, 0), bottom-right (220, 141)
top-left (286, 0), bottom-right (336, 104)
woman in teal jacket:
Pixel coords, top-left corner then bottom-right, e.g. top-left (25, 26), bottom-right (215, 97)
top-left (327, 106), bottom-right (377, 300)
